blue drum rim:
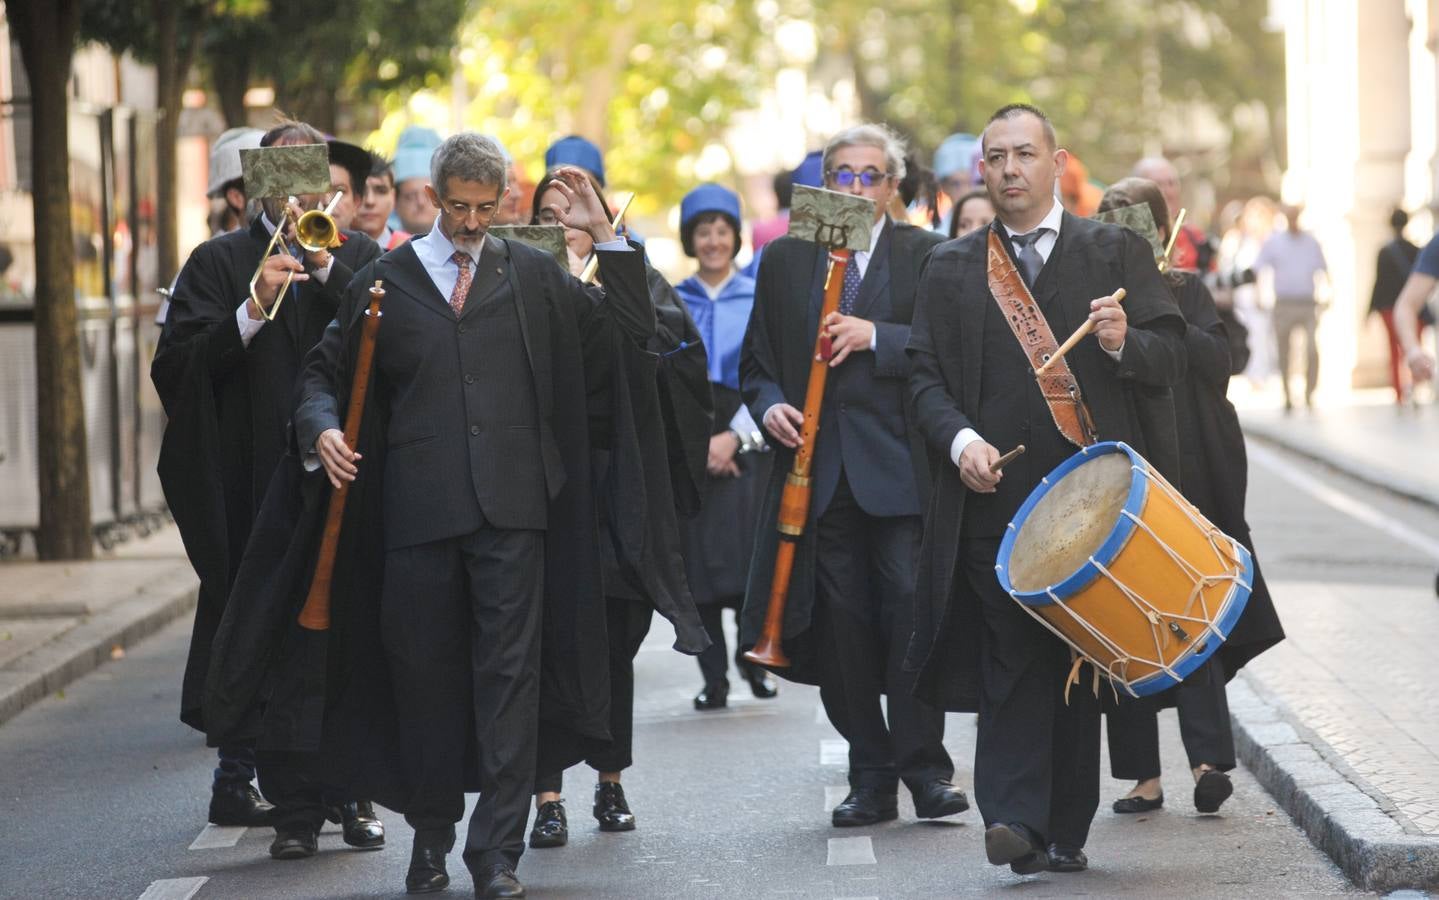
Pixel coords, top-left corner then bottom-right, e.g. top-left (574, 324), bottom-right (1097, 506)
top-left (995, 441), bottom-right (1146, 607)
top-left (1125, 540), bottom-right (1255, 696)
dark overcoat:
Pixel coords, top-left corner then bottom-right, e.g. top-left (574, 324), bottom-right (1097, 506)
top-left (905, 214), bottom-right (1187, 711)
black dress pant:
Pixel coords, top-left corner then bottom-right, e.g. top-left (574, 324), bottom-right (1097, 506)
top-left (962, 537), bottom-right (1101, 848)
top-left (1106, 656), bottom-right (1235, 780)
top-left (256, 754), bottom-right (328, 833)
top-left (535, 594), bottom-right (652, 793)
top-left (383, 525), bottom-right (545, 873)
top-left (696, 599), bottom-right (743, 688)
top-left (815, 473), bottom-right (951, 794)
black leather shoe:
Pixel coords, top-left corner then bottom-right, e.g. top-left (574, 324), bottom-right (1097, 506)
top-left (1194, 770), bottom-right (1233, 813)
top-left (911, 779), bottom-right (970, 819)
top-left (474, 862), bottom-right (526, 899)
top-left (326, 800), bottom-right (385, 849)
top-left (268, 825), bottom-right (317, 860)
top-left (1047, 843), bottom-right (1088, 872)
top-left (738, 661), bottom-right (778, 699)
top-left (529, 800), bottom-right (568, 848)
top-left (693, 682), bottom-right (728, 710)
top-left (1112, 792), bottom-right (1164, 814)
top-left (831, 788), bottom-right (899, 827)
top-left (406, 828), bottom-right (454, 894)
top-left (209, 781), bottom-right (274, 827)
top-left (593, 782), bottom-right (635, 832)
top-left (984, 822), bottom-right (1048, 875)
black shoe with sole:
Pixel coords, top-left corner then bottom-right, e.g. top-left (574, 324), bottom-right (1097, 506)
top-left (529, 800), bottom-right (568, 848)
top-left (911, 779), bottom-right (970, 819)
top-left (406, 827), bottom-right (454, 894)
top-left (325, 800), bottom-right (385, 849)
top-left (831, 788), bottom-right (899, 827)
top-left (984, 822), bottom-right (1049, 875)
top-left (268, 825), bottom-right (318, 860)
top-left (1194, 770), bottom-right (1233, 813)
top-left (474, 862), bottom-right (526, 899)
top-left (693, 682), bottom-right (728, 710)
top-left (594, 782), bottom-right (636, 832)
top-left (209, 781), bottom-right (274, 827)
top-left (1112, 792), bottom-right (1164, 814)
top-left (738, 661), bottom-right (778, 699)
top-left (1046, 843), bottom-right (1088, 872)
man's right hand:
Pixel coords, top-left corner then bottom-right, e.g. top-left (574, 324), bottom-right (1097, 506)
top-left (249, 253), bottom-right (308, 319)
top-left (763, 403), bottom-right (805, 449)
top-left (315, 428), bottom-right (361, 490)
top-left (958, 440), bottom-right (1002, 493)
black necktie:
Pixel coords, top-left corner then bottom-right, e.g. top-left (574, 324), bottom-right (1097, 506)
top-left (1011, 229), bottom-right (1051, 287)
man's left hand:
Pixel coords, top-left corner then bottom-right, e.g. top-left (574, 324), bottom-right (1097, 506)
top-left (546, 166), bottom-right (617, 244)
top-left (1090, 292), bottom-right (1127, 352)
top-left (823, 312), bottom-right (875, 367)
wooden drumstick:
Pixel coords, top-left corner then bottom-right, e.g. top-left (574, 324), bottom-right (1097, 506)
top-left (1035, 288), bottom-right (1127, 376)
top-left (989, 444), bottom-right (1026, 474)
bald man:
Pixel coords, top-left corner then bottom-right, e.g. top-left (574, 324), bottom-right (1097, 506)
top-left (1132, 157), bottom-right (1213, 272)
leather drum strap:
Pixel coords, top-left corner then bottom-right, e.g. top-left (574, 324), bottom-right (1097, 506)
top-left (986, 229), bottom-right (1096, 448)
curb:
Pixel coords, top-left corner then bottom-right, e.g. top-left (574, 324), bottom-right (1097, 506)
top-left (1229, 675), bottom-right (1439, 892)
top-left (1242, 418), bottom-right (1439, 512)
top-left (0, 566), bottom-right (198, 728)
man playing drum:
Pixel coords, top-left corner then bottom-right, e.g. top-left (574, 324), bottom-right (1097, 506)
top-left (905, 103), bottom-right (1186, 875)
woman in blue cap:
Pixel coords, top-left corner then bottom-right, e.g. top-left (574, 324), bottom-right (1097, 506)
top-left (674, 183), bottom-right (779, 710)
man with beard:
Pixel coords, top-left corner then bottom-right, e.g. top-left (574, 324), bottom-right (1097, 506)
top-left (151, 119), bottom-right (385, 856)
top-left (298, 133), bottom-right (655, 899)
top-left (906, 103), bottom-right (1184, 875)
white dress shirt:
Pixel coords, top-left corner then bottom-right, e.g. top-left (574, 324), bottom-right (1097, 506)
top-left (949, 200), bottom-right (1122, 467)
top-left (235, 212), bottom-right (334, 347)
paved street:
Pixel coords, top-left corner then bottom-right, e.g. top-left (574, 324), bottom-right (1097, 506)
top-left (4, 418), bottom-right (1439, 897)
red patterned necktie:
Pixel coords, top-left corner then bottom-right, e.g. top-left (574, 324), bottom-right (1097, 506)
top-left (450, 250), bottom-right (473, 317)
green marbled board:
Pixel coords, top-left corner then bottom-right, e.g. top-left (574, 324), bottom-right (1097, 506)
top-left (489, 225), bottom-right (568, 268)
top-left (788, 185), bottom-right (875, 252)
top-left (241, 144), bottom-right (332, 199)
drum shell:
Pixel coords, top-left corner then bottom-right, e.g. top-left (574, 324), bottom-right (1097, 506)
top-left (998, 442), bottom-right (1253, 697)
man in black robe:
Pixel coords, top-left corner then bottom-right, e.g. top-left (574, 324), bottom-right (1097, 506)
top-left (740, 124), bottom-right (968, 829)
top-left (151, 119), bottom-right (381, 843)
top-left (906, 104), bottom-right (1185, 875)
top-left (298, 135), bottom-right (655, 899)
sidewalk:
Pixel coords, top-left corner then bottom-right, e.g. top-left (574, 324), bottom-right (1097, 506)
top-left (1235, 389), bottom-right (1439, 892)
top-left (0, 524), bottom-right (198, 727)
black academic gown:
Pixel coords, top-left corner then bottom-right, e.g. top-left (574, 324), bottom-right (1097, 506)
top-left (150, 220), bottom-right (380, 732)
top-left (905, 215), bottom-right (1187, 712)
top-left (736, 222), bottom-right (941, 686)
top-left (200, 238), bottom-right (682, 809)
top-left (1170, 271), bottom-right (1283, 677)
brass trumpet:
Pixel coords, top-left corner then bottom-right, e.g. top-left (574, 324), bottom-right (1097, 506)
top-left (248, 189), bottom-right (345, 321)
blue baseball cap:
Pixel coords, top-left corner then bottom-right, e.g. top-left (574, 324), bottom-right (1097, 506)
top-left (545, 135), bottom-right (605, 186)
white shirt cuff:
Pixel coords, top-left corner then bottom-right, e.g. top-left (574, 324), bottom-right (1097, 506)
top-left (868, 325), bottom-right (877, 351)
top-left (1102, 341), bottom-right (1124, 362)
top-left (310, 255), bottom-right (334, 285)
top-left (302, 451), bottom-right (321, 472)
top-left (950, 427), bottom-right (982, 467)
top-left (594, 239), bottom-right (632, 252)
top-left (236, 300), bottom-right (266, 347)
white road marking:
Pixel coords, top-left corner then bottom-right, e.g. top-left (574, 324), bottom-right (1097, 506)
top-left (825, 784), bottom-right (850, 811)
top-left (137, 877), bottom-right (208, 900)
top-left (826, 836), bottom-right (877, 865)
top-left (814, 700), bottom-right (827, 724)
top-left (820, 738), bottom-right (848, 765)
top-left (1249, 442), bottom-right (1439, 560)
top-left (188, 824), bottom-right (245, 850)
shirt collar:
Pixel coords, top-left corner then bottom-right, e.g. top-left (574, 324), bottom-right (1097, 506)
top-left (697, 268), bottom-right (736, 300)
top-left (416, 215), bottom-right (484, 268)
top-left (866, 216), bottom-right (888, 255)
top-left (1002, 200), bottom-right (1064, 240)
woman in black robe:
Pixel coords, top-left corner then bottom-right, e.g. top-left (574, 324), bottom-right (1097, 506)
top-left (1098, 178), bottom-right (1285, 816)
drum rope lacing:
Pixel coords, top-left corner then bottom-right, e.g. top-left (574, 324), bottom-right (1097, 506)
top-left (1002, 464), bottom-right (1252, 699)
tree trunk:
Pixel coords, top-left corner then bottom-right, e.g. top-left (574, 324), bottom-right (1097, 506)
top-left (209, 51), bottom-right (252, 129)
top-left (10, 0), bottom-right (93, 559)
top-left (153, 0), bottom-right (183, 289)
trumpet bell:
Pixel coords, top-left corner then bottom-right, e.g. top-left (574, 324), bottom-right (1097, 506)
top-left (296, 209), bottom-right (341, 251)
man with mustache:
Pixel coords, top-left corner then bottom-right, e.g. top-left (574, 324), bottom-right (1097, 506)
top-left (906, 103), bottom-right (1184, 875)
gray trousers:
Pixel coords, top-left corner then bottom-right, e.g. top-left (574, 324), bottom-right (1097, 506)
top-left (1273, 298), bottom-right (1318, 406)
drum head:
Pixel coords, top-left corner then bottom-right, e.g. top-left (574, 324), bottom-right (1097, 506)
top-left (1008, 452), bottom-right (1134, 593)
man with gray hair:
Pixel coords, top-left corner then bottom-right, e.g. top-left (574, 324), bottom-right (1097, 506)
top-left (295, 131), bottom-right (654, 898)
top-left (740, 123), bottom-right (968, 829)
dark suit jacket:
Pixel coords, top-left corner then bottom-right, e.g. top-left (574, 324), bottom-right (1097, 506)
top-left (736, 219), bottom-right (943, 684)
top-left (905, 212), bottom-right (1186, 711)
top-left (151, 219), bottom-right (380, 731)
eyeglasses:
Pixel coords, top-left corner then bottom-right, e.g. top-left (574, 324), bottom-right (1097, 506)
top-left (440, 198), bottom-right (499, 221)
top-left (827, 167), bottom-right (892, 188)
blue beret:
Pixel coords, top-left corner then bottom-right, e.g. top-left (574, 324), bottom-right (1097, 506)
top-left (681, 183), bottom-right (742, 231)
top-left (393, 126), bottom-right (442, 183)
top-left (545, 135), bottom-right (605, 186)
top-left (792, 150), bottom-right (824, 188)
